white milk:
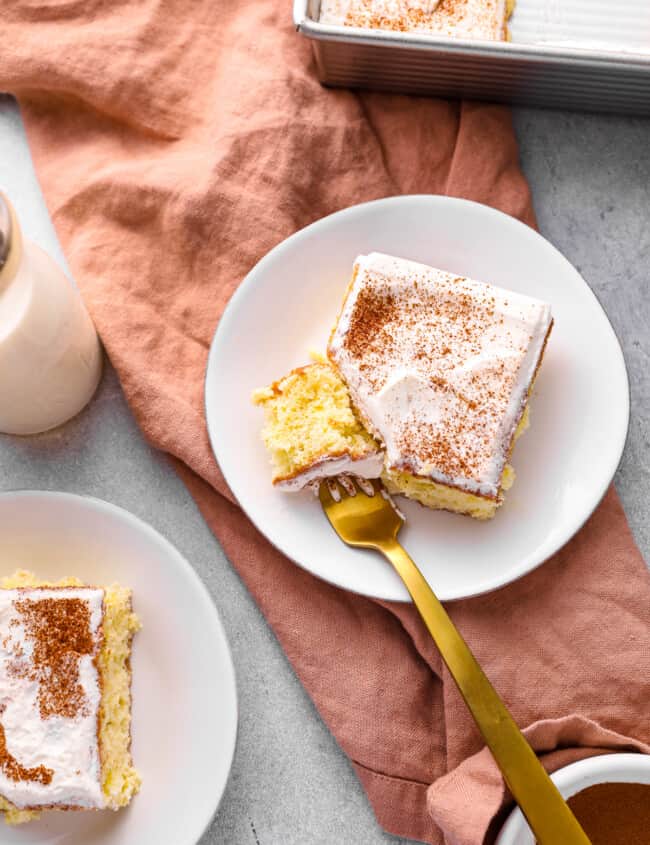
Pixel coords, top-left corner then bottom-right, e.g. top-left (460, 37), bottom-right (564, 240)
top-left (0, 197), bottom-right (102, 434)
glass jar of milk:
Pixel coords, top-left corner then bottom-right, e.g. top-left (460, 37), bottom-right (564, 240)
top-left (0, 192), bottom-right (102, 434)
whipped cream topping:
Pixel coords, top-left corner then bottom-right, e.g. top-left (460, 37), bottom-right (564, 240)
top-left (0, 588), bottom-right (105, 810)
top-left (328, 253), bottom-right (552, 498)
top-left (319, 0), bottom-right (508, 40)
top-left (277, 450), bottom-right (385, 492)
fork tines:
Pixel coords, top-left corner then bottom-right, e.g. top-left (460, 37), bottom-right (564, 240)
top-left (325, 476), bottom-right (377, 501)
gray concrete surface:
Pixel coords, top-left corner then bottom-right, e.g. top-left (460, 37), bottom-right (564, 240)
top-left (513, 108), bottom-right (650, 557)
top-left (0, 95), bottom-right (648, 844)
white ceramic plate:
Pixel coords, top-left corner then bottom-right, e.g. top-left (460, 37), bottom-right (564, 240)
top-left (205, 195), bottom-right (629, 602)
top-left (496, 753), bottom-right (650, 843)
top-left (0, 491), bottom-right (237, 845)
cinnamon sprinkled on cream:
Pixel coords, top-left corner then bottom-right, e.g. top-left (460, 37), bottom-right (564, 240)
top-left (344, 285), bottom-right (396, 359)
top-left (0, 723), bottom-right (53, 785)
top-left (13, 597), bottom-right (97, 720)
top-left (319, 0), bottom-right (509, 41)
top-left (0, 586), bottom-right (105, 810)
top-left (328, 253), bottom-right (553, 498)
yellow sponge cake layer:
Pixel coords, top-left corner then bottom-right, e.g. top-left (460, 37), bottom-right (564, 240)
top-left (253, 363), bottom-right (383, 490)
top-left (0, 801), bottom-right (37, 827)
top-left (97, 582), bottom-right (141, 809)
top-left (384, 463), bottom-right (516, 519)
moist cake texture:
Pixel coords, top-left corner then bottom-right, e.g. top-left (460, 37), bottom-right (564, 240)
top-left (253, 362), bottom-right (384, 491)
top-left (0, 570), bottom-right (140, 824)
top-left (319, 0), bottom-right (511, 41)
top-left (328, 253), bottom-right (552, 518)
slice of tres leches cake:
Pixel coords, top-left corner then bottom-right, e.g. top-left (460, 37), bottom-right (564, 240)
top-left (327, 252), bottom-right (552, 520)
top-left (0, 570), bottom-right (141, 824)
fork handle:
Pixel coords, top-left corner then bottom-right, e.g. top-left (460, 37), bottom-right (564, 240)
top-left (379, 539), bottom-right (591, 845)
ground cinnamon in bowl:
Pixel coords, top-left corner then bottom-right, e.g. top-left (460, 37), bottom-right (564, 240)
top-left (536, 783), bottom-right (650, 845)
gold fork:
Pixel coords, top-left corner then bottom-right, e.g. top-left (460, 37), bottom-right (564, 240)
top-left (319, 477), bottom-right (591, 845)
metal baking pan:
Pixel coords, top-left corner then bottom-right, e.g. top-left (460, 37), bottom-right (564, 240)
top-left (294, 1), bottom-right (650, 114)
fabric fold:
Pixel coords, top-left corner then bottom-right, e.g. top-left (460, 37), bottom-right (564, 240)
top-left (0, 2), bottom-right (648, 843)
top-left (428, 717), bottom-right (650, 845)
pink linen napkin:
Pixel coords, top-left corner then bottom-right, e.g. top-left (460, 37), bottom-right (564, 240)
top-left (1, 2), bottom-right (648, 842)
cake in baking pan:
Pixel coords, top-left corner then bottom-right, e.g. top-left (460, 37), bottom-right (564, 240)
top-left (327, 253), bottom-right (552, 519)
top-left (0, 570), bottom-right (141, 824)
top-left (319, 0), bottom-right (514, 41)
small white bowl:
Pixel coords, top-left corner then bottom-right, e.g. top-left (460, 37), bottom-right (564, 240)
top-left (496, 753), bottom-right (650, 844)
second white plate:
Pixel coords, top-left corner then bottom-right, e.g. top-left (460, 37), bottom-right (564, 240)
top-left (0, 491), bottom-right (237, 845)
top-left (206, 195), bottom-right (629, 602)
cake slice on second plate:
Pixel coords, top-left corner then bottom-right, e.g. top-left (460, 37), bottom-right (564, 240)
top-left (0, 570), bottom-right (141, 825)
